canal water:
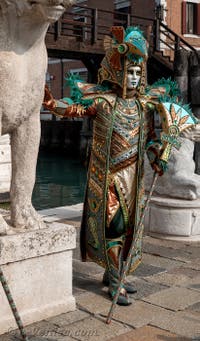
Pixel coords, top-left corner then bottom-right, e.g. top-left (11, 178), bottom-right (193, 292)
top-left (32, 151), bottom-right (87, 210)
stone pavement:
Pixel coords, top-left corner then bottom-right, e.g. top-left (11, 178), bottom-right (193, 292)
top-left (0, 204), bottom-right (200, 341)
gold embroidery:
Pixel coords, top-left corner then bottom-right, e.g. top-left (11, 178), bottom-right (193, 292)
top-left (88, 178), bottom-right (103, 197)
top-left (88, 217), bottom-right (100, 249)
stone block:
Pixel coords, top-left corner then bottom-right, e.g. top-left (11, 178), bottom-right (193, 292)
top-left (146, 197), bottom-right (200, 240)
top-left (76, 292), bottom-right (111, 315)
top-left (146, 272), bottom-right (190, 287)
top-left (142, 253), bottom-right (184, 270)
top-left (108, 325), bottom-right (190, 341)
top-left (143, 287), bottom-right (200, 311)
top-left (106, 301), bottom-right (166, 328)
top-left (133, 263), bottom-right (166, 277)
top-left (0, 145), bottom-right (11, 164)
top-left (0, 223), bottom-right (76, 335)
top-left (0, 135), bottom-right (11, 194)
top-left (150, 308), bottom-right (200, 338)
top-left (0, 135), bottom-right (10, 145)
top-left (53, 316), bottom-right (131, 341)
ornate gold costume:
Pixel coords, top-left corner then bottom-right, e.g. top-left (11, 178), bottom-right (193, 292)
top-left (43, 26), bottom-right (174, 305)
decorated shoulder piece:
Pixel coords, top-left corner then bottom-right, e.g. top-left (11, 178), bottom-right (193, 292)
top-left (145, 77), bottom-right (180, 102)
top-left (148, 78), bottom-right (198, 162)
top-left (145, 78), bottom-right (198, 171)
top-left (43, 73), bottom-right (117, 117)
top-left (157, 101), bottom-right (199, 163)
top-left (65, 73), bottom-right (115, 107)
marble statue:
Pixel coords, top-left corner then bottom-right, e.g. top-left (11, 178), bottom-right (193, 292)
top-left (0, 0), bottom-right (74, 235)
top-left (145, 124), bottom-right (200, 200)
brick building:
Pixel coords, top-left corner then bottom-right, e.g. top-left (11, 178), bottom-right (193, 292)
top-left (45, 0), bottom-right (200, 100)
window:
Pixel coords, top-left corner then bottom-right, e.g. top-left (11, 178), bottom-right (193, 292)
top-left (186, 2), bottom-right (195, 33)
top-left (182, 1), bottom-right (200, 35)
top-left (114, 0), bottom-right (130, 11)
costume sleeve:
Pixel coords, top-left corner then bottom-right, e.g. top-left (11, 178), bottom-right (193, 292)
top-left (145, 102), bottom-right (167, 176)
top-left (43, 85), bottom-right (97, 118)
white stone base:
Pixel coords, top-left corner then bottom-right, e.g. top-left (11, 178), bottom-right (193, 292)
top-left (0, 223), bottom-right (76, 335)
top-left (0, 134), bottom-right (11, 194)
top-left (145, 196), bottom-right (200, 241)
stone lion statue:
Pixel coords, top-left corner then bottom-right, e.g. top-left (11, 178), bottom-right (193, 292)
top-left (145, 124), bottom-right (200, 200)
top-left (0, 0), bottom-right (75, 234)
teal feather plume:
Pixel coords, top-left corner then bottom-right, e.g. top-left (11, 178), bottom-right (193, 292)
top-left (64, 72), bottom-right (110, 108)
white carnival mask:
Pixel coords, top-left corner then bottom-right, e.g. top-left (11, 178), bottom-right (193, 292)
top-left (127, 65), bottom-right (142, 90)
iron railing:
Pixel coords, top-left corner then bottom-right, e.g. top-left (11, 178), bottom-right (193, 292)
top-left (47, 5), bottom-right (198, 63)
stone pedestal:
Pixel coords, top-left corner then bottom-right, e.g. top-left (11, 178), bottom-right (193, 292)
top-left (0, 223), bottom-right (76, 335)
top-left (0, 134), bottom-right (11, 196)
top-left (145, 197), bottom-right (200, 241)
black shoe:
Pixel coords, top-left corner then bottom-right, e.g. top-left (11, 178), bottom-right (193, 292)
top-left (103, 271), bottom-right (137, 294)
top-left (108, 289), bottom-right (132, 306)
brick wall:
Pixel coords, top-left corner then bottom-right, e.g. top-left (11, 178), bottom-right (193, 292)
top-left (47, 59), bottom-right (87, 99)
top-left (166, 0), bottom-right (200, 47)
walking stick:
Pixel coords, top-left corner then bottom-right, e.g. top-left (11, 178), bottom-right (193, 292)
top-left (0, 267), bottom-right (29, 341)
top-left (106, 172), bottom-right (159, 324)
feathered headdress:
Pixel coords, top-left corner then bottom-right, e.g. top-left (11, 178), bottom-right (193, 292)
top-left (98, 26), bottom-right (148, 97)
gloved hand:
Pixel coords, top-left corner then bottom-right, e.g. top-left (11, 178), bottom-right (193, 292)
top-left (43, 84), bottom-right (56, 111)
top-left (152, 158), bottom-right (168, 176)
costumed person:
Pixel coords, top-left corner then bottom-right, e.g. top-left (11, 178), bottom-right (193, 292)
top-left (43, 26), bottom-right (198, 306)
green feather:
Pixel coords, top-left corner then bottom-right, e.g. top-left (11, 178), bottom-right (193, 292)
top-left (146, 77), bottom-right (180, 102)
top-left (64, 72), bottom-right (110, 108)
top-left (64, 73), bottom-right (93, 108)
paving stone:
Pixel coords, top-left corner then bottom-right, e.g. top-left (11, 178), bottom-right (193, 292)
top-left (126, 277), bottom-right (168, 300)
top-left (24, 337), bottom-right (74, 341)
top-left (142, 253), bottom-right (185, 270)
top-left (24, 320), bottom-right (68, 340)
top-left (133, 263), bottom-right (166, 277)
top-left (73, 259), bottom-right (104, 277)
top-left (177, 310), bottom-right (200, 323)
top-left (182, 260), bottom-right (200, 271)
top-left (102, 301), bottom-right (167, 328)
top-left (73, 272), bottom-right (104, 296)
top-left (183, 276), bottom-right (200, 292)
top-left (73, 286), bottom-right (86, 296)
top-left (0, 333), bottom-right (17, 341)
top-left (143, 243), bottom-right (192, 263)
top-left (143, 287), bottom-right (200, 311)
top-left (76, 292), bottom-right (112, 315)
top-left (145, 272), bottom-right (190, 287)
top-left (186, 302), bottom-right (200, 313)
top-left (181, 245), bottom-right (200, 260)
top-left (143, 235), bottom-right (192, 250)
top-left (54, 316), bottom-right (131, 341)
top-left (168, 267), bottom-right (200, 279)
top-left (45, 310), bottom-right (90, 326)
top-left (150, 308), bottom-right (200, 338)
top-left (108, 325), bottom-right (190, 341)
top-left (1, 331), bottom-right (74, 341)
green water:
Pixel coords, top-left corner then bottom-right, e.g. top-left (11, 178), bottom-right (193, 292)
top-left (32, 151), bottom-right (87, 210)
